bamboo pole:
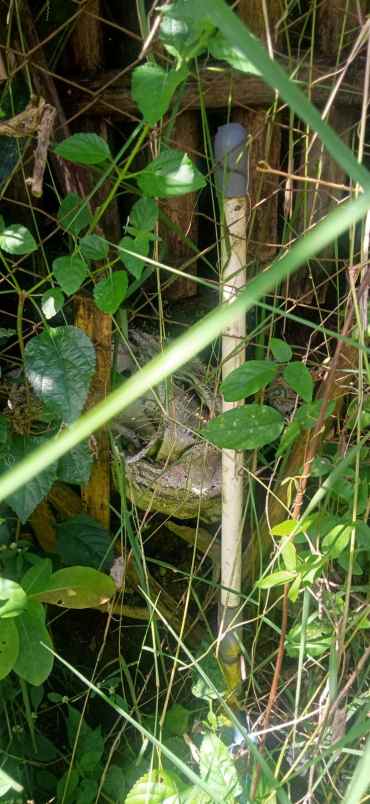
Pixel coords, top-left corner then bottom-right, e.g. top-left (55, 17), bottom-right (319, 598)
top-left (215, 123), bottom-right (248, 700)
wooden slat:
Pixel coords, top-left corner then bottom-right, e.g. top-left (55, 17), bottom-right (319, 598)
top-left (74, 294), bottom-right (112, 529)
top-left (161, 112), bottom-right (199, 299)
top-left (63, 58), bottom-right (364, 119)
top-left (234, 1), bottom-right (282, 265)
top-left (69, 1), bottom-right (114, 529)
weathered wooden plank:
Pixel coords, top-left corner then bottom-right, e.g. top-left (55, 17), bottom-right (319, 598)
top-left (234, 1), bottom-right (282, 264)
top-left (161, 111), bottom-right (199, 298)
top-left (63, 58), bottom-right (364, 119)
top-left (74, 294), bottom-right (112, 530)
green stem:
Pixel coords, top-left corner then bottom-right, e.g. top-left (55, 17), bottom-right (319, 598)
top-left (19, 678), bottom-right (37, 753)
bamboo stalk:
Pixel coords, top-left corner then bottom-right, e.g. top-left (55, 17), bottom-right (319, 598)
top-left (215, 123), bottom-right (248, 700)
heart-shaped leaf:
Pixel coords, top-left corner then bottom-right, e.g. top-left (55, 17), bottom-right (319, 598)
top-left (130, 197), bottom-right (158, 232)
top-left (93, 271), bottom-right (128, 314)
top-left (132, 62), bottom-right (188, 126)
top-left (55, 133), bottom-right (111, 165)
top-left (55, 514), bottom-right (113, 570)
top-left (79, 234), bottom-right (109, 261)
top-left (31, 566), bottom-right (116, 609)
top-left (14, 601), bottom-right (53, 685)
top-left (137, 148), bottom-right (206, 198)
top-left (0, 618), bottom-right (19, 680)
top-left (52, 255), bottom-right (88, 295)
top-left (118, 235), bottom-right (149, 279)
top-left (24, 326), bottom-right (96, 424)
top-left (221, 360), bottom-right (277, 401)
top-left (201, 404), bottom-right (283, 449)
top-left (0, 435), bottom-right (58, 522)
top-left (0, 224), bottom-right (37, 255)
top-left (57, 442), bottom-right (92, 485)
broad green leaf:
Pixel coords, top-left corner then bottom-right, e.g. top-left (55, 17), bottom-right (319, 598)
top-left (137, 148), bottom-right (206, 198)
top-left (118, 235), bottom-right (149, 279)
top-left (57, 192), bottom-right (91, 236)
top-left (130, 197), bottom-right (158, 231)
top-left (79, 233), bottom-right (109, 261)
top-left (132, 62), bottom-right (188, 126)
top-left (55, 133), bottom-right (111, 165)
top-left (21, 559), bottom-right (53, 595)
top-left (322, 523), bottom-right (352, 559)
top-left (256, 570), bottom-right (296, 590)
top-left (14, 601), bottom-right (53, 685)
top-left (209, 31), bottom-right (261, 74)
top-left (24, 325), bottom-right (96, 424)
top-left (270, 338), bottom-right (292, 363)
top-left (57, 442), bottom-right (92, 485)
top-left (0, 224), bottom-right (37, 255)
top-left (31, 566), bottom-right (116, 609)
top-left (221, 360), bottom-right (277, 401)
top-left (199, 733), bottom-right (242, 801)
top-left (93, 271), bottom-right (128, 314)
top-left (125, 769), bottom-right (180, 804)
top-left (201, 404), bottom-right (283, 449)
top-left (0, 578), bottom-right (27, 618)
top-left (271, 519), bottom-right (299, 537)
top-left (0, 618), bottom-right (19, 679)
top-left (0, 435), bottom-right (58, 522)
top-left (41, 288), bottom-right (65, 319)
top-left (283, 362), bottom-right (313, 402)
top-left (52, 254), bottom-right (88, 295)
top-left (281, 540), bottom-right (297, 572)
top-left (55, 514), bottom-right (113, 570)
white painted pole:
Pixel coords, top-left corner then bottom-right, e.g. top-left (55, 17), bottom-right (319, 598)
top-left (215, 123), bottom-right (248, 698)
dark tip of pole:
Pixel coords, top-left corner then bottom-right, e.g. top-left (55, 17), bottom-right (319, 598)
top-left (214, 123), bottom-right (249, 198)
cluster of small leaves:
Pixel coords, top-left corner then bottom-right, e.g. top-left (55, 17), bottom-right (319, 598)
top-left (202, 338), bottom-right (314, 451)
top-left (0, 560), bottom-right (115, 685)
top-left (43, 126), bottom-right (205, 319)
top-left (57, 704), bottom-right (126, 803)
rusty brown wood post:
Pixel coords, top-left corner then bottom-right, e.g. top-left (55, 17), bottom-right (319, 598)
top-left (70, 1), bottom-right (119, 530)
